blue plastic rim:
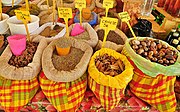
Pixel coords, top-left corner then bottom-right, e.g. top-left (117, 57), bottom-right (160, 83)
top-left (74, 11), bottom-right (98, 26)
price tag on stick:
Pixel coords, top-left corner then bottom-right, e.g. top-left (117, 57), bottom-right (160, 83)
top-left (15, 10), bottom-right (31, 41)
top-left (75, 0), bottom-right (86, 26)
top-left (100, 17), bottom-right (118, 48)
top-left (25, 0), bottom-right (29, 11)
top-left (103, 0), bottom-right (114, 17)
top-left (118, 12), bottom-right (137, 39)
top-left (58, 7), bottom-right (72, 37)
top-left (52, 0), bottom-right (56, 25)
top-left (12, 0), bottom-right (14, 7)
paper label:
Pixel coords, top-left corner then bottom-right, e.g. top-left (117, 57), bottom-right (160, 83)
top-left (58, 8), bottom-right (72, 19)
top-left (118, 12), bottom-right (130, 22)
top-left (75, 0), bottom-right (86, 9)
top-left (103, 0), bottom-right (114, 8)
top-left (100, 17), bottom-right (118, 31)
top-left (15, 10), bottom-right (31, 21)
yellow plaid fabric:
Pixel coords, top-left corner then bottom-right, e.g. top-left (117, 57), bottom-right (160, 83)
top-left (0, 76), bottom-right (39, 111)
top-left (88, 75), bottom-right (124, 111)
top-left (128, 59), bottom-right (176, 112)
top-left (39, 72), bottom-right (87, 112)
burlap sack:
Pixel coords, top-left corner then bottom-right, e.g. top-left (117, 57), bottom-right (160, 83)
top-left (38, 9), bottom-right (57, 25)
top-left (57, 0), bottom-right (75, 9)
top-left (94, 25), bottom-right (128, 52)
top-left (31, 0), bottom-right (53, 11)
top-left (0, 36), bottom-right (48, 80)
top-left (69, 23), bottom-right (98, 48)
top-left (42, 37), bottom-right (93, 82)
top-left (95, 0), bottom-right (117, 9)
top-left (31, 22), bottom-right (66, 43)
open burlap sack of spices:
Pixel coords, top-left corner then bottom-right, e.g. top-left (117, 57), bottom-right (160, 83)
top-left (31, 22), bottom-right (66, 43)
top-left (40, 37), bottom-right (93, 111)
top-left (95, 25), bottom-right (127, 52)
top-left (69, 23), bottom-right (98, 48)
top-left (122, 37), bottom-right (180, 112)
top-left (95, 0), bottom-right (117, 9)
top-left (38, 8), bottom-right (57, 26)
top-left (88, 48), bottom-right (134, 110)
top-left (0, 37), bottom-right (47, 111)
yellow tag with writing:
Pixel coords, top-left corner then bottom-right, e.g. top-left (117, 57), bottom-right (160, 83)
top-left (0, 0), bottom-right (2, 14)
top-left (15, 10), bottom-right (31, 22)
top-left (25, 0), bottom-right (29, 11)
top-left (75, 0), bottom-right (86, 9)
top-left (100, 17), bottom-right (118, 48)
top-left (118, 12), bottom-right (130, 22)
top-left (58, 7), bottom-right (72, 19)
top-left (58, 7), bottom-right (72, 37)
top-left (15, 10), bottom-right (31, 41)
top-left (103, 0), bottom-right (114, 17)
top-left (118, 12), bottom-right (137, 39)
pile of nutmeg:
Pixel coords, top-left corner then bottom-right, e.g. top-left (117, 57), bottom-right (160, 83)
top-left (95, 53), bottom-right (125, 77)
top-left (130, 38), bottom-right (178, 66)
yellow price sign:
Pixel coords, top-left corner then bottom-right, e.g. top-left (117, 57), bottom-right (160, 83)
top-left (75, 0), bottom-right (86, 9)
top-left (103, 0), bottom-right (114, 8)
top-left (118, 12), bottom-right (130, 22)
top-left (100, 17), bottom-right (118, 31)
top-left (100, 17), bottom-right (118, 48)
top-left (103, 0), bottom-right (114, 17)
top-left (15, 10), bottom-right (31, 41)
top-left (58, 7), bottom-right (72, 37)
top-left (118, 12), bottom-right (137, 39)
top-left (15, 10), bottom-right (31, 22)
top-left (58, 7), bottom-right (72, 19)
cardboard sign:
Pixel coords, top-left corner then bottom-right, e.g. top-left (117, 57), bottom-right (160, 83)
top-left (100, 17), bottom-right (118, 48)
top-left (75, 0), bottom-right (86, 9)
top-left (103, 0), bottom-right (114, 8)
top-left (100, 17), bottom-right (118, 31)
top-left (118, 12), bottom-right (130, 22)
top-left (58, 8), bottom-right (73, 19)
top-left (15, 10), bottom-right (31, 22)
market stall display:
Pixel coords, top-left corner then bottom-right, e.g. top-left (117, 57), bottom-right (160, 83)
top-left (0, 0), bottom-right (179, 111)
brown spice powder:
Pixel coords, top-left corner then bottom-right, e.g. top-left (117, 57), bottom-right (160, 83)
top-left (52, 47), bottom-right (84, 71)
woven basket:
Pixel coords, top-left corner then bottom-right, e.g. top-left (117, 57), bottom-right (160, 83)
top-left (94, 25), bottom-right (127, 52)
top-left (0, 36), bottom-right (47, 80)
top-left (42, 37), bottom-right (93, 82)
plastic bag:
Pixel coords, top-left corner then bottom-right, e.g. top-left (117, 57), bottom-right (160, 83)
top-left (127, 19), bottom-right (152, 37)
top-left (123, 37), bottom-right (180, 77)
top-left (88, 48), bottom-right (134, 110)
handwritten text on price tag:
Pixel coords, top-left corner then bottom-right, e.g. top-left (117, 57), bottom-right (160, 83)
top-left (15, 10), bottom-right (31, 21)
top-left (100, 17), bottom-right (118, 30)
top-left (75, 0), bottom-right (86, 9)
top-left (118, 12), bottom-right (130, 22)
top-left (58, 8), bottom-right (72, 19)
top-left (103, 0), bottom-right (114, 8)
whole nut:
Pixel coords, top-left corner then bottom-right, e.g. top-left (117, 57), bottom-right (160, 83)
top-left (149, 51), bottom-right (154, 56)
top-left (158, 60), bottom-right (164, 64)
top-left (143, 46), bottom-right (149, 52)
top-left (141, 41), bottom-right (147, 46)
top-left (152, 57), bottom-right (158, 62)
top-left (143, 52), bottom-right (148, 57)
top-left (151, 41), bottom-right (156, 47)
top-left (164, 60), bottom-right (169, 64)
top-left (162, 44), bottom-right (168, 48)
top-left (132, 40), bottom-right (140, 45)
top-left (137, 48), bottom-right (144, 54)
top-left (170, 60), bottom-right (175, 64)
top-left (157, 44), bottom-right (162, 49)
top-left (165, 55), bottom-right (174, 60)
top-left (132, 45), bottom-right (139, 50)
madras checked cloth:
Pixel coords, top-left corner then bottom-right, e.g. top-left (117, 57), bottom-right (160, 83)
top-left (129, 59), bottom-right (176, 112)
top-left (0, 76), bottom-right (39, 111)
top-left (39, 72), bottom-right (87, 112)
top-left (88, 75), bottom-right (124, 110)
